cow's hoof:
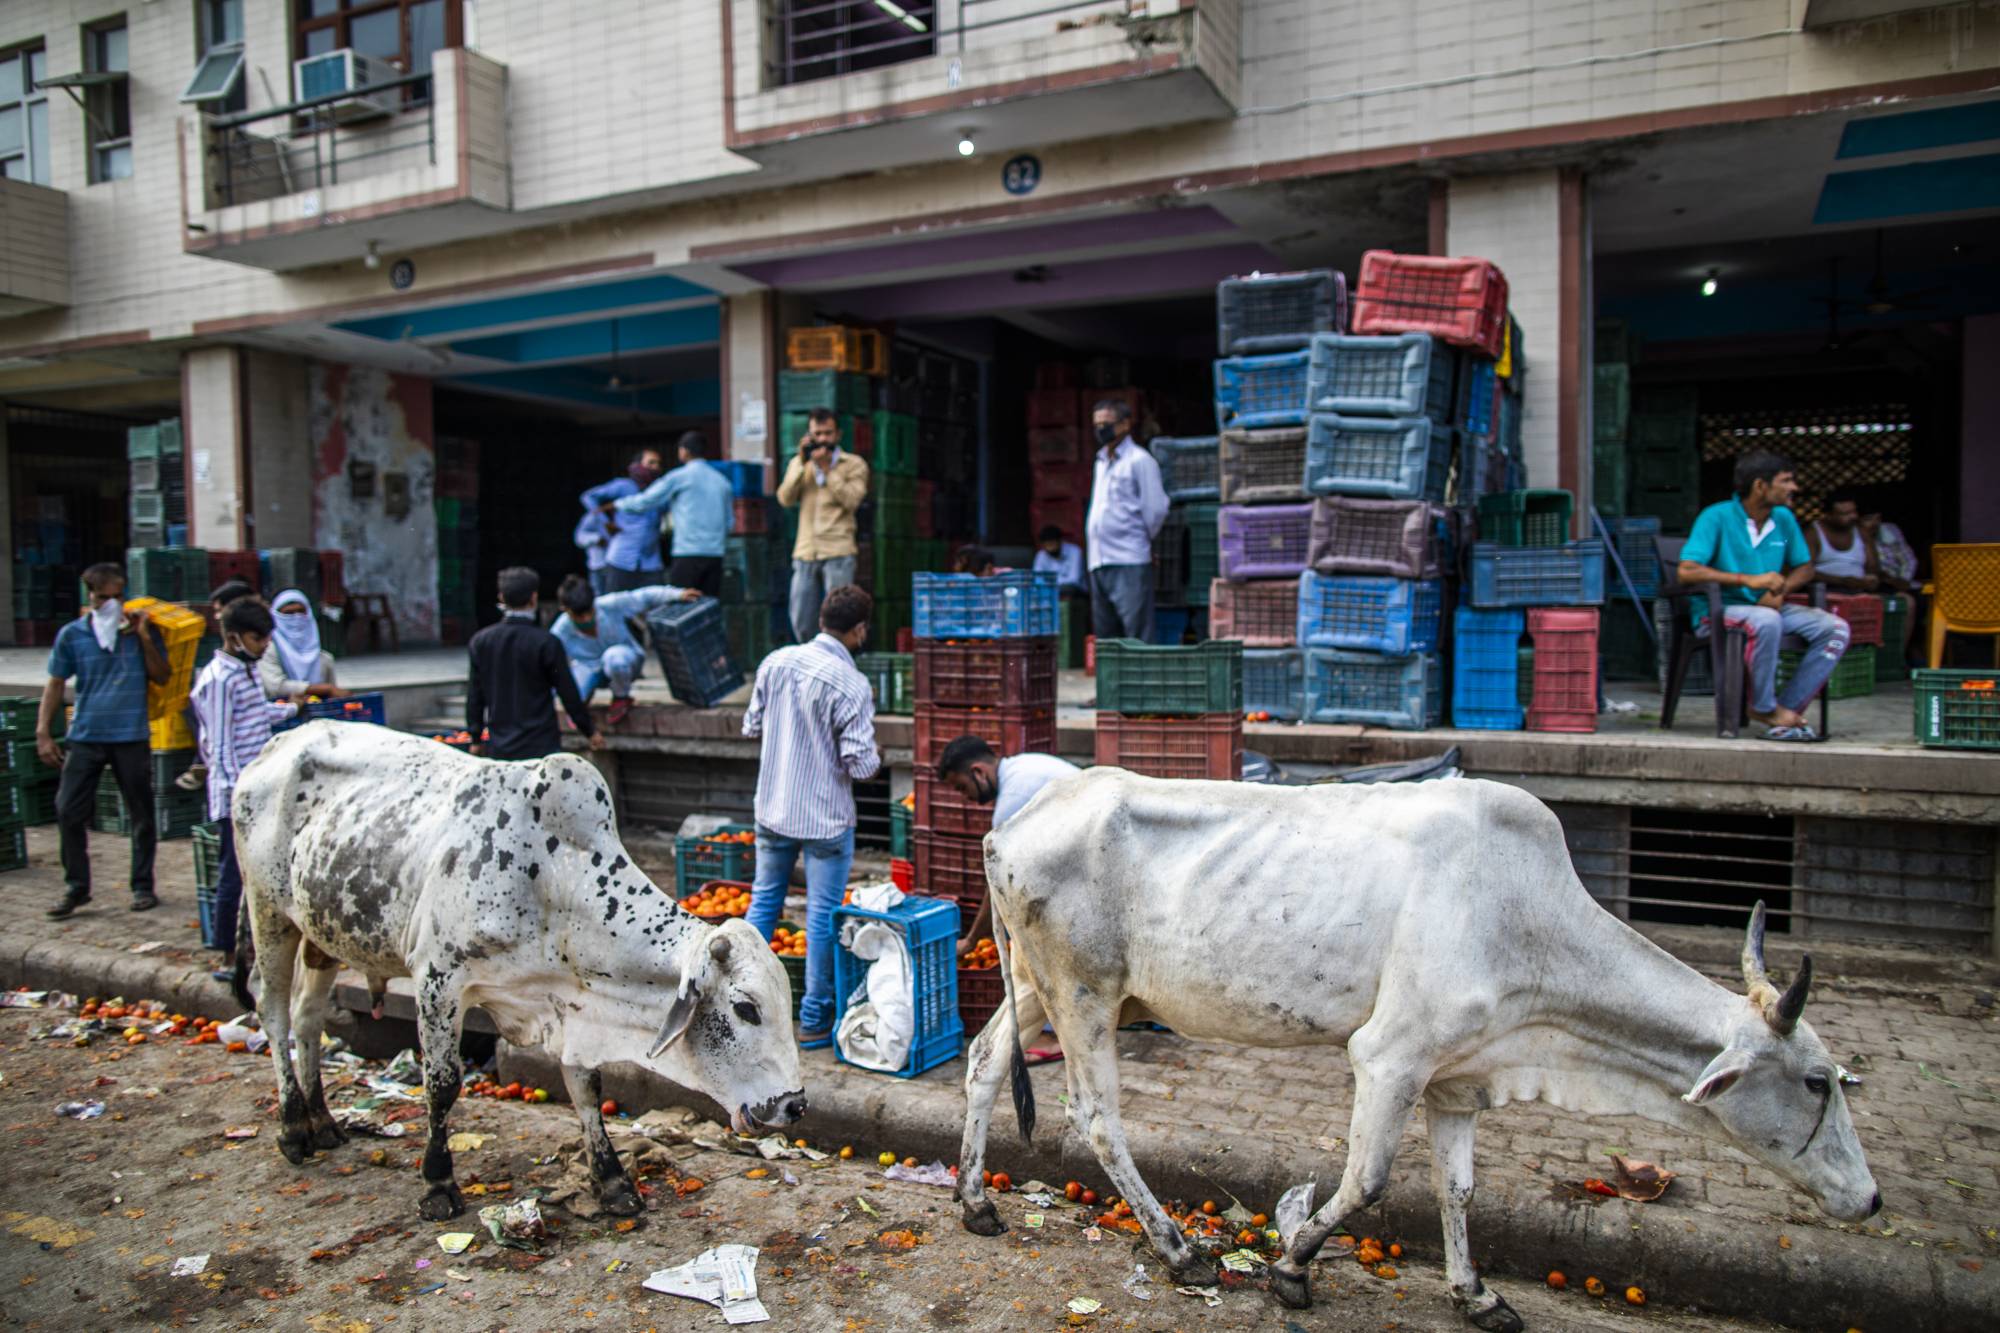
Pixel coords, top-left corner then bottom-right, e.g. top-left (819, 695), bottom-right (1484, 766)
top-left (419, 1181), bottom-right (467, 1221)
top-left (1169, 1254), bottom-right (1218, 1290)
top-left (1467, 1296), bottom-right (1524, 1332)
top-left (959, 1198), bottom-right (1006, 1237)
top-left (597, 1179), bottom-right (644, 1218)
top-left (277, 1128), bottom-right (313, 1167)
top-left (310, 1120), bottom-right (348, 1151)
top-left (1270, 1261), bottom-right (1313, 1310)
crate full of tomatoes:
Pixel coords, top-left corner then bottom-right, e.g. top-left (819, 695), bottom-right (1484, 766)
top-left (959, 936), bottom-right (1005, 1032)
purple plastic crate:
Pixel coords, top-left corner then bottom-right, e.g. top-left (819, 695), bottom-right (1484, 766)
top-left (1218, 503), bottom-right (1314, 580)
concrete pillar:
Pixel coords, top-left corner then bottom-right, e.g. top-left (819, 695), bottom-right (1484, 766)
top-left (182, 346), bottom-right (247, 550)
top-left (243, 349), bottom-right (314, 549)
top-left (1447, 169), bottom-right (1589, 527)
top-left (0, 412), bottom-right (12, 645)
top-left (722, 291), bottom-right (776, 468)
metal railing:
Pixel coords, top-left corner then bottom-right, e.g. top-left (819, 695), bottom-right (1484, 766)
top-left (767, 0), bottom-right (1140, 88)
top-left (203, 70), bottom-right (435, 210)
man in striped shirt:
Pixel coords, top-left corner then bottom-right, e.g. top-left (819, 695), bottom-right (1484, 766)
top-left (742, 583), bottom-right (881, 1046)
top-left (191, 599), bottom-right (301, 979)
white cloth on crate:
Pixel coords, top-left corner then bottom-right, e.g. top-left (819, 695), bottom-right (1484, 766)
top-left (833, 921), bottom-right (914, 1073)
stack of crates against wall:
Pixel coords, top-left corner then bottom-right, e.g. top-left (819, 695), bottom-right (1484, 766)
top-left (1089, 612), bottom-right (1243, 775)
top-left (93, 748), bottom-right (205, 840)
top-left (1028, 380), bottom-right (1093, 541)
top-left (1626, 385), bottom-right (1701, 534)
top-left (1589, 321), bottom-right (1632, 519)
top-left (909, 600), bottom-right (1059, 903)
top-left (721, 528), bottom-right (778, 671)
top-left (786, 325), bottom-right (887, 377)
top-left (435, 435), bottom-right (482, 644)
top-left (1524, 608), bottom-right (1599, 733)
top-left (126, 418), bottom-right (186, 548)
top-left (0, 696), bottom-right (61, 826)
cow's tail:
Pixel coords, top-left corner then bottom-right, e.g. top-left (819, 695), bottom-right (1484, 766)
top-left (992, 903), bottom-right (1035, 1144)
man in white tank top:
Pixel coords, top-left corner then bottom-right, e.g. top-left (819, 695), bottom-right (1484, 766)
top-left (1805, 489), bottom-right (1881, 593)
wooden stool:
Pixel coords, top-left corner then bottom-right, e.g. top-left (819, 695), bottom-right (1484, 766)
top-left (347, 593), bottom-right (399, 654)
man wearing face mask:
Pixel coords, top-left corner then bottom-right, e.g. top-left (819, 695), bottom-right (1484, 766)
top-left (39, 562), bottom-right (171, 919)
top-left (1084, 399), bottom-right (1169, 644)
top-left (580, 448), bottom-right (668, 593)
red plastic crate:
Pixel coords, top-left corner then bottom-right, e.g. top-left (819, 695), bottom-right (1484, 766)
top-left (316, 550), bottom-right (346, 606)
top-left (1030, 497), bottom-right (1087, 546)
top-left (1030, 460), bottom-right (1092, 504)
top-left (12, 619), bottom-right (57, 647)
top-left (1352, 251), bottom-right (1509, 358)
top-left (915, 480), bottom-right (935, 539)
top-left (1094, 712), bottom-right (1242, 780)
top-left (914, 828), bottom-right (987, 911)
top-left (912, 702), bottom-right (1056, 768)
top-left (896, 627), bottom-right (914, 653)
top-left (1785, 592), bottom-right (1884, 647)
top-left (915, 766), bottom-right (995, 838)
top-left (731, 496), bottom-right (767, 536)
top-left (890, 857), bottom-right (913, 893)
top-left (959, 964), bottom-right (1005, 1033)
top-left (1028, 387), bottom-right (1078, 427)
top-left (914, 637), bottom-right (1058, 707)
top-left (1030, 425), bottom-right (1082, 464)
top-left (1526, 607), bottom-right (1598, 729)
top-left (1085, 635), bottom-right (1096, 676)
top-left (207, 549), bottom-right (260, 594)
top-left (1207, 578), bottom-right (1299, 647)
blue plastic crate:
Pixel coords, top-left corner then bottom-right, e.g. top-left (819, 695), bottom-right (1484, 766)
top-left (1217, 270), bottom-right (1345, 355)
top-left (1152, 436), bottom-right (1221, 501)
top-left (1496, 386), bottom-right (1522, 454)
top-left (704, 459), bottom-right (765, 498)
top-left (1295, 573), bottom-right (1442, 654)
top-left (913, 572), bottom-right (1059, 639)
top-left (1150, 607), bottom-right (1191, 646)
top-left (1303, 650), bottom-right (1442, 730)
top-left (644, 597), bottom-right (744, 706)
top-left (1458, 356), bottom-right (1497, 436)
top-left (832, 895), bottom-right (963, 1078)
top-left (1601, 516), bottom-right (1663, 598)
top-left (1451, 607), bottom-right (1525, 730)
top-left (1469, 540), bottom-right (1607, 608)
top-left (1459, 432), bottom-right (1509, 501)
top-left (1305, 333), bottom-right (1456, 421)
top-left (275, 690), bottom-right (388, 733)
top-left (1242, 648), bottom-right (1306, 720)
top-left (1304, 415), bottom-right (1449, 500)
top-left (1214, 352), bottom-right (1310, 430)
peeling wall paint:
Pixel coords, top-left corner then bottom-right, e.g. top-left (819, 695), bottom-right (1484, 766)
top-left (309, 363), bottom-right (439, 640)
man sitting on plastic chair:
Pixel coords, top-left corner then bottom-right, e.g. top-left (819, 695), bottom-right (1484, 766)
top-left (1676, 449), bottom-right (1849, 742)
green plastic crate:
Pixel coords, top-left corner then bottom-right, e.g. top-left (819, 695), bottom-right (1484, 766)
top-left (673, 823), bottom-right (757, 899)
top-left (1184, 502), bottom-right (1221, 601)
top-left (126, 423), bottom-right (161, 461)
top-left (1593, 446), bottom-right (1628, 519)
top-left (1517, 646), bottom-right (1536, 709)
top-left (1778, 645), bottom-right (1876, 700)
top-left (872, 541), bottom-right (916, 603)
top-left (1630, 413), bottom-right (1696, 455)
top-left (778, 369), bottom-right (872, 416)
top-left (1877, 597), bottom-right (1909, 682)
top-left (722, 601), bottom-right (774, 672)
top-left (1913, 670), bottom-right (2000, 750)
top-left (192, 821), bottom-right (224, 891)
top-left (1477, 490), bottom-right (1574, 548)
top-left (869, 599), bottom-right (911, 654)
top-left (1094, 638), bottom-right (1243, 715)
top-left (853, 652), bottom-right (914, 715)
top-left (722, 535), bottom-right (772, 605)
top-left (1599, 600), bottom-right (1655, 681)
top-left (0, 825), bottom-right (25, 873)
top-left (889, 799), bottom-right (912, 860)
top-left (870, 412), bottom-right (917, 477)
top-left (1634, 451), bottom-right (1698, 493)
top-left (1593, 364), bottom-right (1630, 443)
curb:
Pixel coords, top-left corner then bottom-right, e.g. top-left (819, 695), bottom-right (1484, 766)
top-left (6, 936), bottom-right (1989, 1331)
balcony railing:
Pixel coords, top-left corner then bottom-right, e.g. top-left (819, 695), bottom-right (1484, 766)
top-left (203, 70), bottom-right (436, 210)
top-left (768, 0), bottom-right (1150, 88)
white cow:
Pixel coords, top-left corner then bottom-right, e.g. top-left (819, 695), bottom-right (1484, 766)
top-left (233, 723), bottom-right (805, 1221)
top-left (955, 769), bottom-right (1878, 1330)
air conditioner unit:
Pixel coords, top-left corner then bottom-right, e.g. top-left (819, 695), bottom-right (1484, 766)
top-left (292, 49), bottom-right (400, 120)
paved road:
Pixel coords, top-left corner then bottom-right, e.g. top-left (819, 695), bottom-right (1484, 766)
top-left (0, 1006), bottom-right (1805, 1332)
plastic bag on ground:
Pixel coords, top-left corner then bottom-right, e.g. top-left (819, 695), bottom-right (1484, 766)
top-left (833, 921), bottom-right (913, 1073)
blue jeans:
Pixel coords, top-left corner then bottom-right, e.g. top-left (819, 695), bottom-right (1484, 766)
top-left (1722, 603), bottom-right (1849, 717)
top-left (211, 815), bottom-right (243, 958)
top-left (748, 824), bottom-right (854, 1034)
top-left (569, 643), bottom-right (645, 701)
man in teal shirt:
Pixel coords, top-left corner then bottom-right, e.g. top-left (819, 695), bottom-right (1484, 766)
top-left (609, 431), bottom-right (736, 599)
top-left (1677, 449), bottom-right (1849, 741)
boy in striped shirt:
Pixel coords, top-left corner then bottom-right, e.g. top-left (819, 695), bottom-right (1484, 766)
top-left (191, 599), bottom-right (302, 980)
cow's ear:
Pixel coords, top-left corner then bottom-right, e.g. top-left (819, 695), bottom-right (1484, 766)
top-left (1682, 1048), bottom-right (1754, 1105)
top-left (648, 936), bottom-right (711, 1058)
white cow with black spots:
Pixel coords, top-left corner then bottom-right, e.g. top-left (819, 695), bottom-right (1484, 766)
top-left (955, 769), bottom-right (1880, 1330)
top-left (232, 722), bottom-right (805, 1221)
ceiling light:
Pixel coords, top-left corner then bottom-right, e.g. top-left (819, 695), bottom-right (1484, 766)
top-left (1700, 268), bottom-right (1718, 297)
top-left (364, 240), bottom-right (382, 270)
top-left (956, 130), bottom-right (976, 157)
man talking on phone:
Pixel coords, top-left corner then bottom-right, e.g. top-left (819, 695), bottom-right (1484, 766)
top-left (776, 407), bottom-right (870, 646)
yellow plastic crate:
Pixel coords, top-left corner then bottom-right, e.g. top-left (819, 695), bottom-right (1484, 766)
top-left (126, 597), bottom-right (207, 749)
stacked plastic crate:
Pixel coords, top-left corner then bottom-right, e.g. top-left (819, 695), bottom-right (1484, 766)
top-left (778, 325), bottom-right (883, 462)
top-left (1153, 436), bottom-right (1220, 652)
top-left (1461, 490), bottom-right (1608, 732)
top-left (1592, 321), bottom-right (1633, 519)
top-left (126, 418), bottom-right (186, 549)
top-left (713, 459), bottom-right (780, 671)
top-left (436, 436), bottom-right (480, 645)
top-left (0, 696), bottom-right (58, 864)
top-left (1627, 385), bottom-right (1702, 535)
top-left (1597, 515), bottom-right (1663, 686)
top-left (1026, 378), bottom-right (1096, 564)
top-left (1093, 633), bottom-right (1243, 778)
top-left (910, 571), bottom-right (1059, 910)
top-left (1204, 272), bottom-right (1338, 715)
top-left (1780, 591), bottom-right (1883, 698)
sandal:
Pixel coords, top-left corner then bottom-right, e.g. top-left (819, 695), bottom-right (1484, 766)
top-left (1762, 724), bottom-right (1819, 742)
top-left (1024, 1048), bottom-right (1064, 1066)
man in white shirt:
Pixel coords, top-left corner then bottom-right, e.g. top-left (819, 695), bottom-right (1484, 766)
top-left (1031, 525), bottom-right (1086, 594)
top-left (1083, 399), bottom-right (1169, 642)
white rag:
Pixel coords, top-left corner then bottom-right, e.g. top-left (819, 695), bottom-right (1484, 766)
top-left (834, 921), bottom-right (914, 1073)
top-left (90, 599), bottom-right (123, 653)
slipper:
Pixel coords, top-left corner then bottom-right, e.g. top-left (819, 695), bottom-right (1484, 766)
top-left (1024, 1048), bottom-right (1064, 1066)
top-left (797, 1029), bottom-right (833, 1051)
top-left (1762, 724), bottom-right (1819, 742)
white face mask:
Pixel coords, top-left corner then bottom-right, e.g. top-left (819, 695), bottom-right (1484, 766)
top-left (90, 599), bottom-right (123, 653)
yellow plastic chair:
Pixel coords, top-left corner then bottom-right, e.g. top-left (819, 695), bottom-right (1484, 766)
top-left (1926, 544), bottom-right (2000, 668)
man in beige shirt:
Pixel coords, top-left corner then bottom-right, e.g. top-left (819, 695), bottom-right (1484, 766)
top-left (776, 408), bottom-right (871, 644)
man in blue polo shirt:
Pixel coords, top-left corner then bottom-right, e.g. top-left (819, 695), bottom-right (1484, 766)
top-left (608, 430), bottom-right (736, 599)
top-left (1677, 449), bottom-right (1849, 741)
top-left (38, 562), bottom-right (172, 917)
top-left (579, 446), bottom-right (667, 592)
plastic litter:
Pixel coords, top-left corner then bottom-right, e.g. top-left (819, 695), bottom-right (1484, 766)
top-left (170, 1254), bottom-right (209, 1277)
top-left (222, 1125), bottom-right (259, 1139)
top-left (1023, 1214), bottom-right (1043, 1229)
top-left (436, 1233), bottom-right (476, 1255)
top-left (382, 1050), bottom-right (424, 1084)
top-left (215, 1017), bottom-right (267, 1053)
top-left (1221, 1248), bottom-right (1268, 1273)
top-left (1275, 1179), bottom-right (1317, 1248)
top-left (55, 1100), bottom-right (106, 1120)
top-left (1066, 1296), bottom-right (1102, 1315)
top-left (643, 1244), bottom-right (769, 1325)
top-left (446, 1132), bottom-right (491, 1152)
top-left (881, 1161), bottom-right (955, 1188)
top-left (1122, 1263), bottom-right (1155, 1301)
top-left (1, 990), bottom-right (75, 1008)
top-left (333, 1107), bottom-right (409, 1138)
top-left (1176, 1285), bottom-right (1223, 1307)
top-left (478, 1199), bottom-right (546, 1251)
top-left (445, 1267), bottom-right (473, 1282)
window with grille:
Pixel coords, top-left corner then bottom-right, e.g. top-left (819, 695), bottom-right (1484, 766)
top-left (85, 19), bottom-right (132, 183)
top-left (1700, 406), bottom-right (1912, 523)
top-left (295, 0), bottom-right (462, 102)
top-left (0, 45), bottom-right (50, 184)
top-left (770, 1), bottom-right (937, 88)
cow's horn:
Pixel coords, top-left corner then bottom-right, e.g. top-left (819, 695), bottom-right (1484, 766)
top-left (709, 931), bottom-right (733, 964)
top-left (1740, 901), bottom-right (1771, 993)
top-left (1771, 955), bottom-right (1813, 1035)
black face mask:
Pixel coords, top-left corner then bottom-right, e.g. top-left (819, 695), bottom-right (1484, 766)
top-left (1094, 423), bottom-right (1119, 446)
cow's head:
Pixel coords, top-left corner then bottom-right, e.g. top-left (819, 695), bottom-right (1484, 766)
top-left (645, 918), bottom-right (806, 1135)
top-left (1681, 902), bottom-right (1879, 1221)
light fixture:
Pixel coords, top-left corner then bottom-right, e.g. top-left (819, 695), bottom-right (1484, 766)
top-left (956, 129), bottom-right (976, 157)
top-left (1700, 268), bottom-right (1718, 297)
top-left (364, 240), bottom-right (382, 270)
top-left (872, 0), bottom-right (928, 32)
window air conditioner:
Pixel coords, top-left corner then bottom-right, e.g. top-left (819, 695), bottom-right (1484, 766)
top-left (292, 49), bottom-right (400, 120)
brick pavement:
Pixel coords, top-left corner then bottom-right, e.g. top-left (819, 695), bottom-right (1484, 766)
top-left (4, 823), bottom-right (1998, 1322)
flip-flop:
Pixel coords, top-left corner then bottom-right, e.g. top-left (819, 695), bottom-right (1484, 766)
top-left (1024, 1048), bottom-right (1064, 1066)
top-left (797, 1030), bottom-right (833, 1051)
top-left (1762, 724), bottom-right (1819, 742)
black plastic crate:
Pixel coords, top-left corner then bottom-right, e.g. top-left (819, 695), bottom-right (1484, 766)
top-left (645, 598), bottom-right (743, 707)
top-left (1217, 270), bottom-right (1347, 355)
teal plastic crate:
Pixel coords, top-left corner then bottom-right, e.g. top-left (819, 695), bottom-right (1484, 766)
top-left (1477, 490), bottom-right (1573, 548)
top-left (854, 652), bottom-right (914, 715)
top-left (1914, 670), bottom-right (2000, 750)
top-left (1094, 638), bottom-right (1243, 715)
top-left (673, 823), bottom-right (757, 899)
